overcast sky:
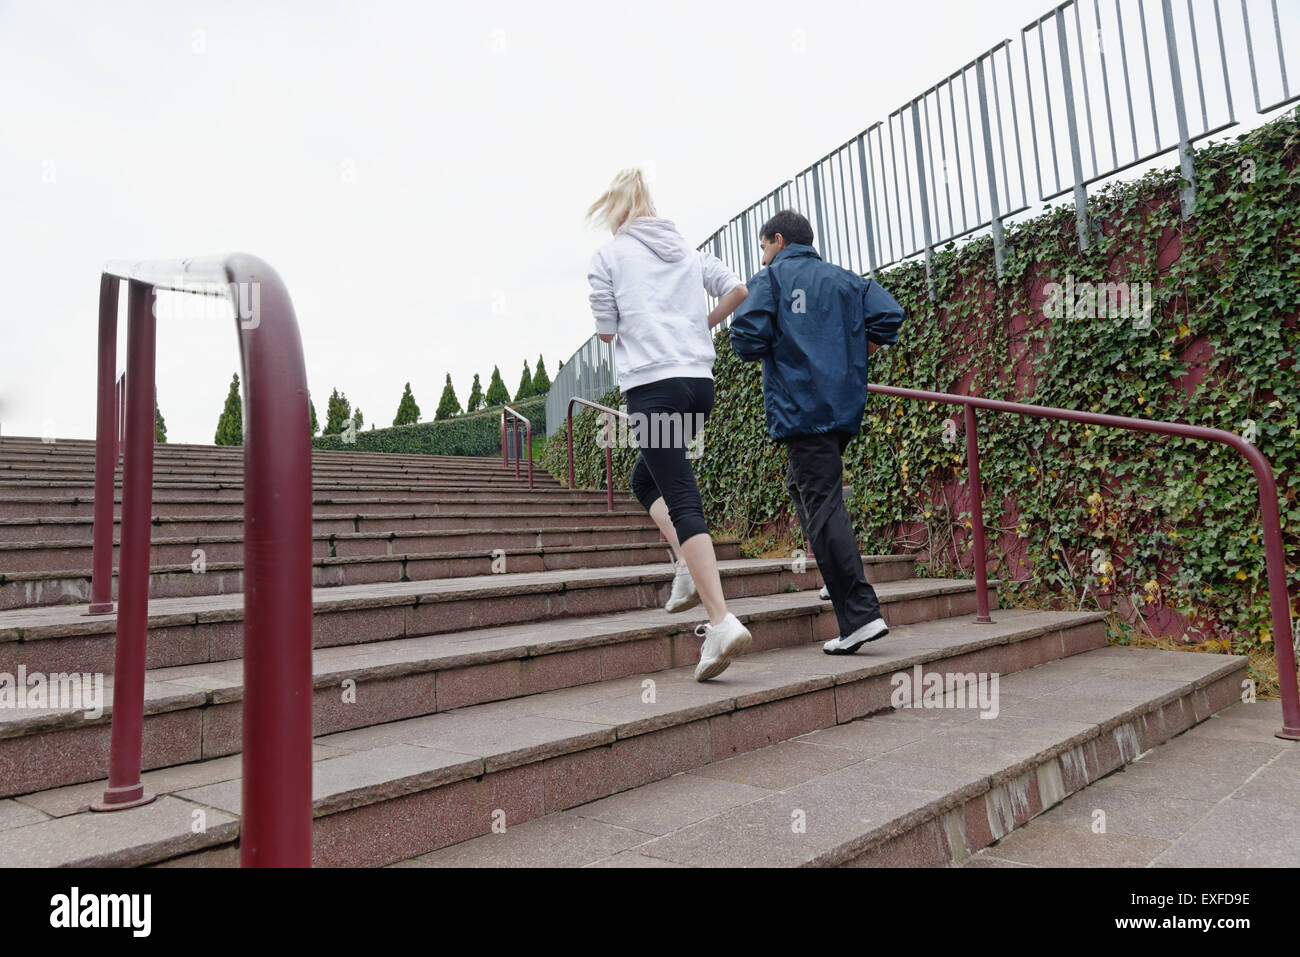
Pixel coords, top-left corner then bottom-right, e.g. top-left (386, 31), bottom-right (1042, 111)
top-left (0, 0), bottom-right (1187, 442)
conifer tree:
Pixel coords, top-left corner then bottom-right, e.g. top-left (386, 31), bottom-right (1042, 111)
top-left (435, 373), bottom-right (462, 420)
top-left (325, 388), bottom-right (351, 434)
top-left (214, 373), bottom-right (242, 446)
top-left (485, 366), bottom-right (510, 406)
top-left (393, 382), bottom-right (421, 426)
top-left (514, 360), bottom-right (533, 402)
top-left (532, 355), bottom-right (551, 396)
top-left (465, 373), bottom-right (484, 413)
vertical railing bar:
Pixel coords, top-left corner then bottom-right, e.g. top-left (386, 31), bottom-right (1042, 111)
top-left (888, 116), bottom-right (910, 256)
top-left (837, 148), bottom-right (858, 272)
top-left (1057, 6), bottom-right (1093, 248)
top-left (1007, 42), bottom-right (1031, 204)
top-left (878, 128), bottom-right (897, 262)
top-left (1271, 0), bottom-right (1290, 99)
top-left (1022, 31), bottom-right (1047, 199)
top-left (826, 153), bottom-right (844, 264)
top-left (936, 83), bottom-right (957, 231)
top-left (990, 49), bottom-right (1014, 210)
top-left (1213, 0), bottom-right (1235, 122)
top-left (740, 213), bottom-right (754, 282)
top-left (1095, 0), bottom-right (1121, 169)
top-left (923, 94), bottom-right (943, 238)
top-left (95, 278), bottom-right (156, 812)
top-left (1038, 24), bottom-right (1064, 194)
top-left (811, 164), bottom-right (827, 253)
top-left (856, 131), bottom-right (880, 279)
top-left (88, 274), bottom-right (120, 616)
top-left (961, 69), bottom-right (983, 224)
top-left (1116, 0), bottom-right (1142, 158)
top-left (1186, 0), bottom-right (1210, 133)
top-left (977, 55), bottom-right (1007, 277)
top-left (947, 80), bottom-right (971, 226)
top-left (1241, 0), bottom-right (1263, 113)
top-left (1138, 0), bottom-right (1163, 145)
top-left (1162, 0), bottom-right (1198, 217)
top-left (1073, 0), bottom-right (1100, 174)
top-left (898, 111), bottom-right (918, 253)
top-left (910, 102), bottom-right (935, 291)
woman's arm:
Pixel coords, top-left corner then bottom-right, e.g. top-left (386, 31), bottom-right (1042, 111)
top-left (707, 283), bottom-right (748, 329)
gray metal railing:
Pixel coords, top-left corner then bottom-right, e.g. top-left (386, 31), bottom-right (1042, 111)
top-left (546, 333), bottom-right (618, 438)
top-left (700, 0), bottom-right (1298, 290)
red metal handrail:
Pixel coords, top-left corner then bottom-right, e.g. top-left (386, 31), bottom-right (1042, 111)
top-left (867, 381), bottom-right (1299, 741)
top-left (500, 404), bottom-right (534, 489)
top-left (85, 255), bottom-right (314, 866)
top-left (566, 397), bottom-right (629, 512)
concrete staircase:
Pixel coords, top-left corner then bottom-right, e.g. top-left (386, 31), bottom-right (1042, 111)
top-left (0, 436), bottom-right (1247, 867)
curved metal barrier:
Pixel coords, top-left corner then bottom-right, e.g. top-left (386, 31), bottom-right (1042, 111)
top-left (86, 255), bottom-right (314, 867)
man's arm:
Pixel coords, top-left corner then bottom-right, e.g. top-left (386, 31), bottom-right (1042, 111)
top-left (588, 250), bottom-right (619, 343)
top-left (864, 279), bottom-right (905, 350)
top-left (729, 269), bottom-right (777, 361)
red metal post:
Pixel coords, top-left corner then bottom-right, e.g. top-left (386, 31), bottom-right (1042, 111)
top-left (500, 412), bottom-right (507, 468)
top-left (605, 412), bottom-right (613, 512)
top-left (523, 420), bottom-right (533, 489)
top-left (93, 280), bottom-right (156, 810)
top-left (963, 405), bottom-right (993, 623)
top-left (227, 254), bottom-right (314, 867)
top-left (116, 374), bottom-right (124, 460)
top-left (88, 274), bottom-right (119, 615)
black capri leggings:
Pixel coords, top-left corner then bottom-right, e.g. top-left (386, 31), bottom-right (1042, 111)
top-left (625, 376), bottom-right (714, 545)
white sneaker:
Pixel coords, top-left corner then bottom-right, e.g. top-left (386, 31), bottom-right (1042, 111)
top-left (823, 617), bottom-right (889, 655)
top-left (694, 613), bottom-right (752, 681)
top-left (819, 585), bottom-right (830, 600)
top-left (665, 561), bottom-right (700, 613)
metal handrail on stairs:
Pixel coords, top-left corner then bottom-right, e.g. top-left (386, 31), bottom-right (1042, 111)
top-left (868, 381), bottom-right (1299, 741)
top-left (500, 404), bottom-right (534, 488)
top-left (86, 254), bottom-right (314, 867)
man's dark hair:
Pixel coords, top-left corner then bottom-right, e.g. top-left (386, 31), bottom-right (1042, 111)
top-left (759, 209), bottom-right (814, 247)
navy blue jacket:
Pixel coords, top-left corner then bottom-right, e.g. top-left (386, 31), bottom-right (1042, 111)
top-left (729, 243), bottom-right (905, 442)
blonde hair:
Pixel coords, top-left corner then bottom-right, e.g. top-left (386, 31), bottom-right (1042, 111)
top-left (585, 168), bottom-right (656, 233)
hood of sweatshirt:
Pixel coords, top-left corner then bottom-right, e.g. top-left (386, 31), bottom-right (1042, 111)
top-left (620, 217), bottom-right (690, 262)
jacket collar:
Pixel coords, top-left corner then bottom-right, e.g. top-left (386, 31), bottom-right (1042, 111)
top-left (772, 243), bottom-right (822, 265)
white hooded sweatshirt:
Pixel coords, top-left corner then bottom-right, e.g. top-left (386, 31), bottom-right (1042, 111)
top-left (587, 217), bottom-right (742, 392)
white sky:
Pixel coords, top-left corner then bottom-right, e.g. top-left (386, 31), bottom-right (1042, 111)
top-left (0, 0), bottom-right (1162, 442)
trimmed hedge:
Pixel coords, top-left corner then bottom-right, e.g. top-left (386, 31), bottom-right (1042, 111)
top-left (313, 396), bottom-right (545, 456)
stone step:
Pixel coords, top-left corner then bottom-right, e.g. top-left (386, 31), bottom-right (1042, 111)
top-left (382, 646), bottom-right (1247, 868)
top-left (0, 523), bottom-right (670, 572)
top-left (0, 578), bottom-right (993, 796)
top-left (0, 555), bottom-right (921, 677)
top-left (0, 538), bottom-right (743, 610)
top-left (0, 509), bottom-right (654, 543)
top-left (0, 460), bottom-right (557, 478)
top-left (0, 493), bottom-right (636, 519)
top-left (0, 606), bottom-right (1141, 866)
top-left (0, 481), bottom-right (599, 502)
top-left (0, 440), bottom-right (518, 468)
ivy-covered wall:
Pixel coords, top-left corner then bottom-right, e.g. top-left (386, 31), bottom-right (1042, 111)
top-left (545, 110), bottom-right (1299, 680)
